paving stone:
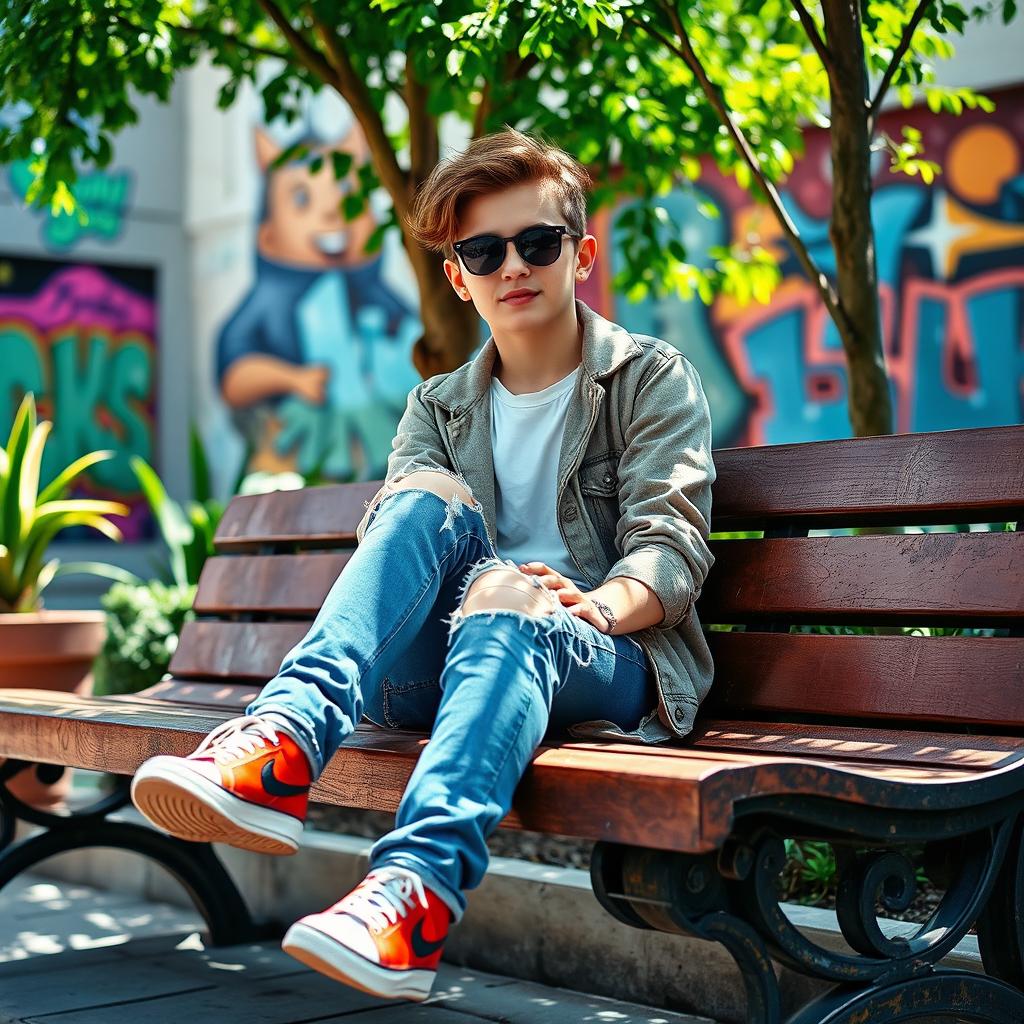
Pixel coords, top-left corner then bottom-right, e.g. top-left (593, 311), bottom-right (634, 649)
top-left (1, 873), bottom-right (718, 1024)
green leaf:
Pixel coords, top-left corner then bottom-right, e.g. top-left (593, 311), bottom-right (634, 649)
top-left (54, 560), bottom-right (143, 586)
top-left (131, 456), bottom-right (192, 588)
top-left (189, 424), bottom-right (211, 506)
top-left (37, 449), bottom-right (115, 504)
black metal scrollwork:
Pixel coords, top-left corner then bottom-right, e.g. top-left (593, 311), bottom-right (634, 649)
top-left (591, 840), bottom-right (782, 1024)
top-left (0, 762), bottom-right (273, 946)
top-left (592, 809), bottom-right (1024, 1023)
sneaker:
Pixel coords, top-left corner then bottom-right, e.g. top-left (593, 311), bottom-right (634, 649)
top-left (282, 866), bottom-right (453, 1001)
top-left (130, 714), bottom-right (312, 855)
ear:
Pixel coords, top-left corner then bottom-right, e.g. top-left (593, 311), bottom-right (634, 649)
top-left (444, 257), bottom-right (471, 301)
top-left (573, 232), bottom-right (598, 282)
top-left (255, 127), bottom-right (282, 172)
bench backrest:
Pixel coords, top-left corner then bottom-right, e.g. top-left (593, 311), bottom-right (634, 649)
top-left (149, 425), bottom-right (1024, 736)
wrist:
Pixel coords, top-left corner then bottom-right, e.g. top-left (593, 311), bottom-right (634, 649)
top-left (590, 598), bottom-right (618, 635)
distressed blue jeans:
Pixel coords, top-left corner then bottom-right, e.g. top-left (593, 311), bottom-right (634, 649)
top-left (246, 476), bottom-right (656, 923)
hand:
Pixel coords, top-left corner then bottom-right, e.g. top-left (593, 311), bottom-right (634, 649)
top-left (290, 364), bottom-right (330, 405)
top-left (517, 561), bottom-right (613, 634)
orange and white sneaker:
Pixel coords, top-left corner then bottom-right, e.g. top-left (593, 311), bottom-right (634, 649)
top-left (130, 714), bottom-right (312, 855)
top-left (282, 865), bottom-right (453, 1001)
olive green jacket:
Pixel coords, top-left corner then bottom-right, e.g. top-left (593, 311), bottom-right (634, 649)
top-left (355, 298), bottom-right (716, 744)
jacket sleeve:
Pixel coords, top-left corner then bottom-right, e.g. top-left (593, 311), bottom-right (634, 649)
top-left (604, 352), bottom-right (716, 630)
top-left (355, 380), bottom-right (452, 543)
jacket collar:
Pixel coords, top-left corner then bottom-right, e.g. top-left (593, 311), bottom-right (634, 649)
top-left (424, 298), bottom-right (642, 413)
top-left (419, 298), bottom-right (642, 554)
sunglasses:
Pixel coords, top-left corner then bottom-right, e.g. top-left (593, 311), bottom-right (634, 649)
top-left (452, 224), bottom-right (580, 276)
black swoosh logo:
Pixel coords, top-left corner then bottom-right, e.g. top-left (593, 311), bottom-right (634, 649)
top-left (410, 919), bottom-right (446, 958)
top-left (261, 759), bottom-right (310, 798)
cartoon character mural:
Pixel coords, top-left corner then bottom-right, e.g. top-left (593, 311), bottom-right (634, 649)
top-left (216, 98), bottom-right (422, 481)
top-left (598, 84), bottom-right (1024, 446)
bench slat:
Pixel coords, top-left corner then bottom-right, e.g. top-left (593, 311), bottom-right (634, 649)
top-left (170, 621), bottom-right (1024, 733)
top-left (4, 689), bottom-right (1024, 853)
top-left (168, 620), bottom-right (311, 680)
top-left (194, 553), bottom-right (352, 616)
top-left (707, 632), bottom-right (1024, 728)
top-left (688, 719), bottom-right (1022, 771)
top-left (701, 531), bottom-right (1023, 625)
top-left (198, 532), bottom-right (1023, 623)
top-left (130, 679), bottom-right (1024, 773)
top-left (207, 427), bottom-right (1023, 552)
top-left (713, 424), bottom-right (1023, 529)
top-left (214, 482), bottom-right (378, 551)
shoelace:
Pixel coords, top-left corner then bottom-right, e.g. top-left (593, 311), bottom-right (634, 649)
top-left (333, 867), bottom-right (429, 933)
top-left (189, 715), bottom-right (282, 764)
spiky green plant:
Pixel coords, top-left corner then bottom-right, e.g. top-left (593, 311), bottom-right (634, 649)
top-left (0, 393), bottom-right (137, 612)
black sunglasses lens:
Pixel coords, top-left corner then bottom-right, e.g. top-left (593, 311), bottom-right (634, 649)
top-left (460, 235), bottom-right (504, 275)
top-left (517, 227), bottom-right (562, 266)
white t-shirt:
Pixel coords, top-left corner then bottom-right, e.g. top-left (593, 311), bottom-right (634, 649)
top-left (489, 366), bottom-right (588, 589)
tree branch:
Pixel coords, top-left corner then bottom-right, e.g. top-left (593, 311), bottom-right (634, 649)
top-left (254, 0), bottom-right (337, 83)
top-left (110, 11), bottom-right (296, 65)
top-left (403, 56), bottom-right (439, 188)
top-left (472, 51), bottom-right (538, 138)
top-left (789, 0), bottom-right (835, 78)
top-left (868, 0), bottom-right (934, 131)
top-left (298, 5), bottom-right (412, 216)
top-left (632, 2), bottom-right (843, 323)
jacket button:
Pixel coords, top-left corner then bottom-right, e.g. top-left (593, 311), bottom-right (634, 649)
top-left (563, 502), bottom-right (579, 521)
top-left (673, 707), bottom-right (686, 723)
top-left (603, 472), bottom-right (613, 485)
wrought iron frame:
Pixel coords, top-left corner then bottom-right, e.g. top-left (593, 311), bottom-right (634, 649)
top-left (591, 793), bottom-right (1024, 1023)
top-left (0, 759), bottom-right (275, 946)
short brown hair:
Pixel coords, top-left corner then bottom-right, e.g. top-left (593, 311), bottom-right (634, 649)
top-left (406, 127), bottom-right (592, 260)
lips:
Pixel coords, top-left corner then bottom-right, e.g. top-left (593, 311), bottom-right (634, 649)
top-left (501, 289), bottom-right (539, 303)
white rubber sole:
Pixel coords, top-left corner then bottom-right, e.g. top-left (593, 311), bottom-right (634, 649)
top-left (281, 920), bottom-right (436, 1001)
top-left (130, 757), bottom-right (303, 856)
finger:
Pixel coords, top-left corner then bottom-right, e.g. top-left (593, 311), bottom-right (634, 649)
top-left (539, 575), bottom-right (569, 589)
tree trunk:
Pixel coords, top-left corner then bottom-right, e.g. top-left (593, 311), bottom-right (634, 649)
top-left (402, 238), bottom-right (482, 379)
top-left (821, 0), bottom-right (894, 437)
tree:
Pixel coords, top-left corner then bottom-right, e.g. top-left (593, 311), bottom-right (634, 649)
top-left (1, 0), bottom-right (1015, 435)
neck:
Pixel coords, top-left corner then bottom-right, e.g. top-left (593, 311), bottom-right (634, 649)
top-left (492, 298), bottom-right (583, 394)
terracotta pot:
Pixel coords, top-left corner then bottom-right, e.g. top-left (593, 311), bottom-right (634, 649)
top-left (0, 610), bottom-right (106, 810)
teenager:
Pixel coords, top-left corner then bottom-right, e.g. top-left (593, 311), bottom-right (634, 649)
top-left (130, 128), bottom-right (716, 1003)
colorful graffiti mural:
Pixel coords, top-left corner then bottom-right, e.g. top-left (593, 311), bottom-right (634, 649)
top-left (216, 97), bottom-right (423, 481)
top-left (216, 85), bottom-right (1023, 460)
top-left (7, 160), bottom-right (132, 251)
top-left (0, 255), bottom-right (157, 540)
top-left (596, 84), bottom-right (1024, 446)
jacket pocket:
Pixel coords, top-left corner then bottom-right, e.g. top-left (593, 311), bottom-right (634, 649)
top-left (578, 453), bottom-right (621, 565)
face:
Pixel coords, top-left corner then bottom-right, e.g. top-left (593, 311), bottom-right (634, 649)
top-left (443, 179), bottom-right (597, 331)
top-left (255, 126), bottom-right (377, 270)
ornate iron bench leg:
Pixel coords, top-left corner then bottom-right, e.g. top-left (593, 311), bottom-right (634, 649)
top-left (0, 761), bottom-right (278, 946)
top-left (977, 813), bottom-right (1024, 991)
top-left (591, 841), bottom-right (782, 1023)
top-left (592, 815), bottom-right (1024, 1024)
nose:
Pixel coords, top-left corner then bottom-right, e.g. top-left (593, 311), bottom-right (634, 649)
top-left (500, 239), bottom-right (530, 279)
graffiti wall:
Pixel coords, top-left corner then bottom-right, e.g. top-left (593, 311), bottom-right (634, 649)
top-left (593, 84), bottom-right (1024, 447)
top-left (214, 84), bottom-right (1023, 467)
top-left (0, 254), bottom-right (157, 540)
top-left (216, 93), bottom-right (423, 482)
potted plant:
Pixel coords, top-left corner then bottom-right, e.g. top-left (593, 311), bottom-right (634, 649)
top-left (0, 393), bottom-right (134, 808)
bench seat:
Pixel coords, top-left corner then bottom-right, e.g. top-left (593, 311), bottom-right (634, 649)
top-left (4, 688), bottom-right (1024, 857)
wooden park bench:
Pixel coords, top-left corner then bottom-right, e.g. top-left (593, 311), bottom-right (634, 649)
top-left (0, 423), bottom-right (1022, 1024)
